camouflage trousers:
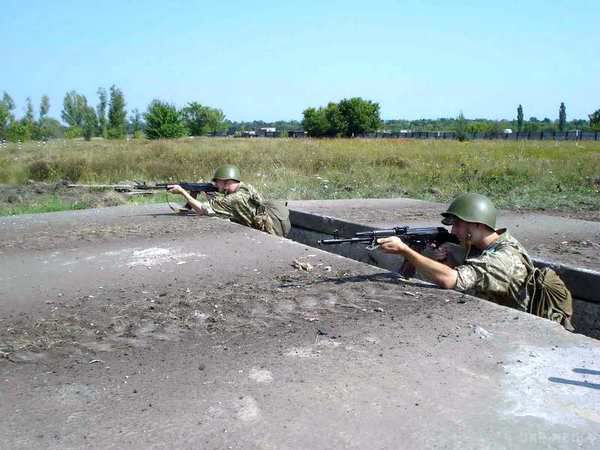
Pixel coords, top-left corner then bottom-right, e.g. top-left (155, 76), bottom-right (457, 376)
top-left (253, 212), bottom-right (289, 237)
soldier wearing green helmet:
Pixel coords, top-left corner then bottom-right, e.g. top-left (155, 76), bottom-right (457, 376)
top-left (212, 164), bottom-right (241, 183)
top-left (377, 193), bottom-right (572, 326)
top-left (167, 164), bottom-right (290, 237)
top-left (440, 193), bottom-right (497, 230)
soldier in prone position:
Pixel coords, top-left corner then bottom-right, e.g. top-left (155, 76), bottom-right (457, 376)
top-left (377, 193), bottom-right (572, 328)
top-left (167, 164), bottom-right (290, 237)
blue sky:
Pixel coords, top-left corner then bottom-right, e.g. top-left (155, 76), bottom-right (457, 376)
top-left (1, 0), bottom-right (598, 122)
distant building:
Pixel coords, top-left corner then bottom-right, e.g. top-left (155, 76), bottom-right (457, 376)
top-left (256, 127), bottom-right (278, 138)
top-left (240, 130), bottom-right (257, 138)
top-left (503, 128), bottom-right (513, 134)
top-left (288, 130), bottom-right (307, 138)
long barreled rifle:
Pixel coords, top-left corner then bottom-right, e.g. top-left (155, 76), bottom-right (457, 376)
top-left (68, 181), bottom-right (218, 213)
top-left (125, 182), bottom-right (218, 194)
top-left (318, 226), bottom-right (460, 277)
top-left (68, 182), bottom-right (218, 194)
top-left (319, 226), bottom-right (459, 250)
top-left (127, 182), bottom-right (219, 212)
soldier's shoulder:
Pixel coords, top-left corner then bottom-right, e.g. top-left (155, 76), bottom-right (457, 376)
top-left (240, 182), bottom-right (258, 190)
top-left (496, 231), bottom-right (527, 252)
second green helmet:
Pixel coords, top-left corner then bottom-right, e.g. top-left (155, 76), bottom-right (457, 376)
top-left (212, 164), bottom-right (241, 182)
top-left (441, 193), bottom-right (497, 229)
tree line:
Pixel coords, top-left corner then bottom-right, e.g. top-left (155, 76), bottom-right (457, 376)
top-left (1, 87), bottom-right (599, 142)
top-left (0, 87), bottom-right (232, 142)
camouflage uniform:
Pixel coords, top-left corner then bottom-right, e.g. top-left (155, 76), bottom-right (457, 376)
top-left (455, 231), bottom-right (531, 311)
top-left (204, 182), bottom-right (286, 236)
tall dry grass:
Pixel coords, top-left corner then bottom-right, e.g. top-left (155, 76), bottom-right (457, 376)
top-left (1, 137), bottom-right (599, 210)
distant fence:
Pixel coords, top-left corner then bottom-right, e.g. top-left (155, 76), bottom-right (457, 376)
top-left (363, 130), bottom-right (600, 141)
top-left (232, 130), bottom-right (600, 141)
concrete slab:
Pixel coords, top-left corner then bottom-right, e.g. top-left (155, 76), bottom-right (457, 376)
top-left (1, 204), bottom-right (599, 449)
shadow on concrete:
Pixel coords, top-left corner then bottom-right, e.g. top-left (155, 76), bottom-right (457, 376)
top-left (573, 368), bottom-right (600, 376)
top-left (130, 213), bottom-right (194, 218)
top-left (548, 377), bottom-right (600, 390)
top-left (283, 272), bottom-right (437, 289)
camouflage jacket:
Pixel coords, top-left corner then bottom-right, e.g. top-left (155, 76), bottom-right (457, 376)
top-left (454, 231), bottom-right (532, 311)
top-left (205, 183), bottom-right (278, 235)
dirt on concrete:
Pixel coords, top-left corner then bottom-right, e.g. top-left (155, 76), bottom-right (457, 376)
top-left (1, 204), bottom-right (600, 449)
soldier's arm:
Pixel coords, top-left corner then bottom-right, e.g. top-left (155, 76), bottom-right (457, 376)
top-left (378, 237), bottom-right (458, 288)
top-left (167, 185), bottom-right (209, 215)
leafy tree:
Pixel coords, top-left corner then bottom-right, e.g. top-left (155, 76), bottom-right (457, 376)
top-left (129, 108), bottom-right (144, 138)
top-left (302, 107), bottom-right (329, 137)
top-left (182, 102), bottom-right (207, 136)
top-left (62, 90), bottom-right (89, 127)
top-left (454, 111), bottom-right (468, 141)
top-left (517, 104), bottom-right (523, 132)
top-left (483, 121), bottom-right (501, 138)
top-left (324, 102), bottom-right (346, 137)
top-left (302, 103), bottom-right (350, 137)
top-left (107, 85), bottom-right (127, 138)
top-left (96, 87), bottom-right (108, 138)
top-left (0, 92), bottom-right (16, 140)
top-left (39, 95), bottom-right (50, 120)
top-left (24, 97), bottom-right (35, 124)
top-left (589, 109), bottom-right (600, 131)
top-left (203, 108), bottom-right (227, 135)
top-left (6, 122), bottom-right (32, 142)
top-left (2, 92), bottom-right (15, 112)
top-left (144, 100), bottom-right (187, 139)
top-left (558, 102), bottom-right (566, 132)
top-left (64, 126), bottom-right (82, 139)
top-left (0, 104), bottom-right (11, 140)
top-left (303, 97), bottom-right (380, 137)
top-left (182, 102), bottom-right (227, 136)
top-left (337, 97), bottom-right (381, 137)
top-left (82, 106), bottom-right (98, 141)
top-left (35, 117), bottom-right (64, 140)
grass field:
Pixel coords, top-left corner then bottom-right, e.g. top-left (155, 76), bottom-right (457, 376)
top-left (1, 137), bottom-right (599, 215)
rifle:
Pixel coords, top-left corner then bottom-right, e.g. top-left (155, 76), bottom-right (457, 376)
top-left (126, 182), bottom-right (218, 194)
top-left (319, 226), bottom-right (458, 249)
top-left (126, 182), bottom-right (219, 213)
top-left (68, 182), bottom-right (218, 194)
top-left (318, 226), bottom-right (460, 277)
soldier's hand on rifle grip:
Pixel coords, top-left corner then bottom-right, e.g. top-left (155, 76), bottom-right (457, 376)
top-left (377, 236), bottom-right (409, 254)
top-left (167, 185), bottom-right (185, 195)
top-left (424, 243), bottom-right (449, 262)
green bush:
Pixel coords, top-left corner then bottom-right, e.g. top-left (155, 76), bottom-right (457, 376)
top-left (27, 160), bottom-right (52, 181)
top-left (6, 122), bottom-right (32, 142)
top-left (64, 127), bottom-right (82, 139)
top-left (52, 157), bottom-right (87, 182)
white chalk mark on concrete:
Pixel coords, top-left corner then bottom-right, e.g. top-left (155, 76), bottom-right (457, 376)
top-left (249, 368), bottom-right (273, 383)
top-left (236, 396), bottom-right (261, 422)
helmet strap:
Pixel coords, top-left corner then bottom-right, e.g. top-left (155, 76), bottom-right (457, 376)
top-left (463, 231), bottom-right (473, 260)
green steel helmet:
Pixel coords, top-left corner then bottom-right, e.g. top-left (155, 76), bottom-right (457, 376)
top-left (212, 164), bottom-right (241, 182)
top-left (441, 193), bottom-right (497, 229)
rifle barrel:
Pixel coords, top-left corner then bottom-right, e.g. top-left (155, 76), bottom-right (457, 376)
top-left (318, 237), bottom-right (374, 245)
